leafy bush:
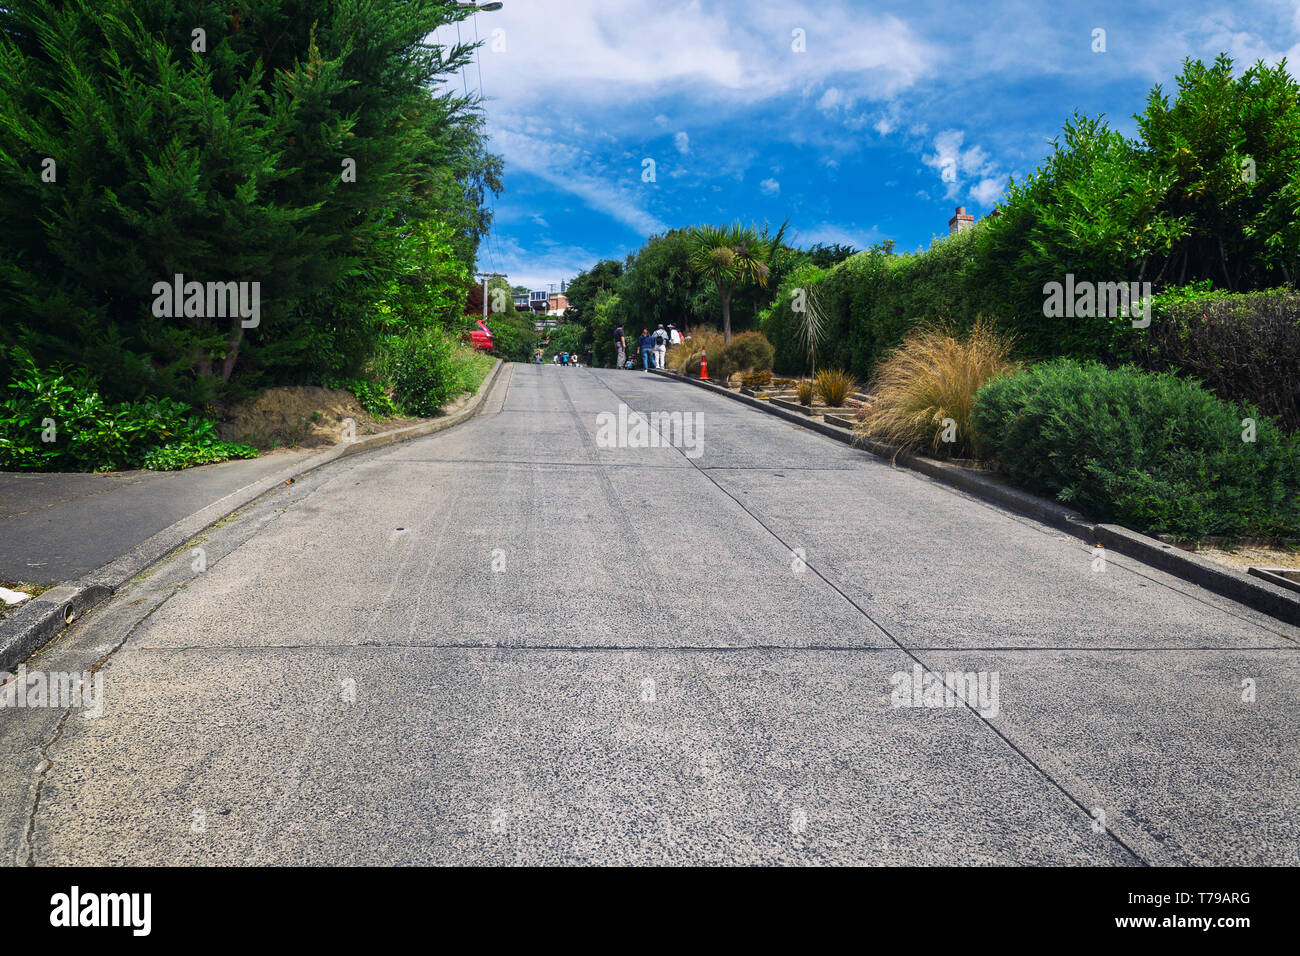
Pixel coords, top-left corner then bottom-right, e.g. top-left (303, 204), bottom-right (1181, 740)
top-left (0, 356), bottom-right (255, 472)
top-left (140, 420), bottom-right (259, 471)
top-left (714, 330), bottom-right (775, 380)
top-left (972, 114), bottom-right (1171, 362)
top-left (972, 360), bottom-right (1300, 538)
top-left (588, 289), bottom-right (625, 367)
top-left (859, 321), bottom-right (1017, 458)
top-left (796, 380), bottom-right (813, 406)
top-left (322, 376), bottom-right (399, 419)
top-left (383, 327), bottom-right (464, 416)
top-left (773, 233), bottom-right (989, 384)
top-left (1138, 285), bottom-right (1300, 430)
top-left (741, 370), bottom-right (773, 388)
top-left (856, 232), bottom-right (989, 374)
top-left (814, 369), bottom-right (856, 407)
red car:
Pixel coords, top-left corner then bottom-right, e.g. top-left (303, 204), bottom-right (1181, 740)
top-left (466, 317), bottom-right (494, 352)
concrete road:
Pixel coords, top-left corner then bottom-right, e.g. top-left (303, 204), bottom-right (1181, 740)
top-left (2, 362), bottom-right (1297, 865)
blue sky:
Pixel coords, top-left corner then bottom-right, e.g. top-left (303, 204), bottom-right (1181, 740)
top-left (446, 0), bottom-right (1300, 290)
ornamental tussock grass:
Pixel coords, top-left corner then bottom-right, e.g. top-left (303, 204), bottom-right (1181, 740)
top-left (857, 319), bottom-right (1016, 458)
top-left (666, 328), bottom-right (725, 376)
top-left (813, 368), bottom-right (856, 407)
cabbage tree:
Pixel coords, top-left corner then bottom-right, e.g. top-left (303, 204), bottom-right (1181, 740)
top-left (687, 222), bottom-right (784, 342)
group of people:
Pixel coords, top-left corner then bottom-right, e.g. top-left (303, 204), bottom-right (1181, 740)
top-left (533, 323), bottom-right (684, 371)
top-left (613, 323), bottom-right (682, 371)
top-left (535, 348), bottom-right (588, 366)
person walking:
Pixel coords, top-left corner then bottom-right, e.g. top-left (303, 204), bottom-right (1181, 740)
top-left (638, 329), bottom-right (653, 371)
top-left (613, 324), bottom-right (626, 370)
top-left (652, 324), bottom-right (668, 369)
top-left (668, 324), bottom-right (682, 346)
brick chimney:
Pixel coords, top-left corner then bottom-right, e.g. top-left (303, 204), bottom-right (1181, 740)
top-left (948, 205), bottom-right (975, 236)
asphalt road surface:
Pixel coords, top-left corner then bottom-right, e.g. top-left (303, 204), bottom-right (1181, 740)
top-left (3, 363), bottom-right (1298, 864)
top-left (0, 452), bottom-right (311, 585)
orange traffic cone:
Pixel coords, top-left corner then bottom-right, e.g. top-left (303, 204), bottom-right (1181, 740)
top-left (699, 349), bottom-right (710, 381)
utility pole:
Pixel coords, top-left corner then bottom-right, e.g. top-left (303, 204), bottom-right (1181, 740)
top-left (475, 271), bottom-right (506, 319)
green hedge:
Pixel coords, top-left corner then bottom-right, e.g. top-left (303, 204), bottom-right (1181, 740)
top-left (972, 360), bottom-right (1300, 538)
top-left (762, 229), bottom-right (991, 381)
top-left (1137, 285), bottom-right (1300, 431)
top-left (758, 263), bottom-right (826, 376)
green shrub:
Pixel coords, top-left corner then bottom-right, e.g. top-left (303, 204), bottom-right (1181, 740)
top-left (972, 360), bottom-right (1300, 538)
top-left (714, 330), bottom-right (774, 380)
top-left (542, 323), bottom-right (584, 361)
top-left (794, 232), bottom-right (990, 385)
top-left (741, 370), bottom-right (773, 388)
top-left (322, 375), bottom-right (399, 419)
top-left (796, 379), bottom-right (813, 406)
top-left (384, 327), bottom-right (463, 416)
top-left (140, 419), bottom-right (259, 470)
top-left (0, 355), bottom-right (256, 472)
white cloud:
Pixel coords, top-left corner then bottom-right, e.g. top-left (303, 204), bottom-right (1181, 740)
top-left (760, 178), bottom-right (780, 195)
top-left (674, 131), bottom-right (690, 154)
top-left (491, 126), bottom-right (667, 236)
top-left (471, 1), bottom-right (938, 110)
top-left (817, 87), bottom-right (845, 111)
top-left (922, 129), bottom-right (1007, 205)
top-left (969, 177), bottom-right (1005, 206)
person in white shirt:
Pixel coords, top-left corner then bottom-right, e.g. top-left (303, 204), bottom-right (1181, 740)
top-left (668, 324), bottom-right (682, 346)
top-left (652, 324), bottom-right (669, 369)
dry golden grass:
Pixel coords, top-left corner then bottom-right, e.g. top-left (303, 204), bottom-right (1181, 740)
top-left (796, 379), bottom-right (814, 405)
top-left (665, 328), bottom-right (725, 375)
top-left (813, 368), bottom-right (856, 406)
top-left (857, 319), bottom-right (1017, 458)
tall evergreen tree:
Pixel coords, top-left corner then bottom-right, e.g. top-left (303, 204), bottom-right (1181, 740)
top-left (0, 0), bottom-right (500, 403)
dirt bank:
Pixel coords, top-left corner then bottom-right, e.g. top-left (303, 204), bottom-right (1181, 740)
top-left (219, 386), bottom-right (424, 451)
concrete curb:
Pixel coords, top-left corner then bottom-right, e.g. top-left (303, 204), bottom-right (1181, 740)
top-left (650, 368), bottom-right (1300, 628)
top-left (1094, 524), bottom-right (1300, 627)
top-left (0, 359), bottom-right (505, 672)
